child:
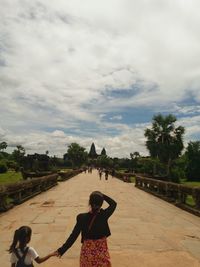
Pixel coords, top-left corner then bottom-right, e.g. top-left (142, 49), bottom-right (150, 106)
top-left (9, 226), bottom-right (57, 267)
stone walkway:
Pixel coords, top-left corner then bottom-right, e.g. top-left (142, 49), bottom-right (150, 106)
top-left (0, 170), bottom-right (200, 267)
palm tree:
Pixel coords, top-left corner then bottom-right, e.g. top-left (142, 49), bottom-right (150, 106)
top-left (144, 114), bottom-right (185, 177)
top-left (0, 141), bottom-right (7, 151)
top-left (130, 151), bottom-right (140, 172)
top-left (130, 151), bottom-right (140, 159)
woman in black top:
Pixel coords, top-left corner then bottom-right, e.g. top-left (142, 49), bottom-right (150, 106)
top-left (57, 191), bottom-right (117, 267)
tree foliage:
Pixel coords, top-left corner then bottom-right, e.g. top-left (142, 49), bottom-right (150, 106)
top-left (0, 160), bottom-right (8, 173)
top-left (0, 142), bottom-right (7, 151)
top-left (66, 143), bottom-right (88, 168)
top-left (185, 141), bottom-right (200, 181)
top-left (144, 114), bottom-right (185, 176)
top-left (96, 155), bottom-right (112, 168)
top-left (12, 145), bottom-right (26, 165)
top-left (130, 151), bottom-right (140, 171)
top-left (130, 151), bottom-right (140, 159)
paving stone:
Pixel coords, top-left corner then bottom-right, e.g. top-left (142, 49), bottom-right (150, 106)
top-left (0, 170), bottom-right (200, 267)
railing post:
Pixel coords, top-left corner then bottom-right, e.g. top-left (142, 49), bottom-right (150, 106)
top-left (194, 188), bottom-right (200, 209)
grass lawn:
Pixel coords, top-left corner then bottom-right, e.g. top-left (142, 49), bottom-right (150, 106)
top-left (0, 171), bottom-right (23, 185)
top-left (58, 168), bottom-right (73, 172)
top-left (180, 179), bottom-right (199, 207)
top-left (117, 169), bottom-right (127, 173)
top-left (130, 176), bottom-right (135, 183)
top-left (181, 180), bottom-right (200, 187)
top-left (185, 195), bottom-right (196, 207)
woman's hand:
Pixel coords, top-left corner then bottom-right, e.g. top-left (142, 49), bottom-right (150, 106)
top-left (55, 250), bottom-right (62, 258)
top-left (50, 251), bottom-right (59, 257)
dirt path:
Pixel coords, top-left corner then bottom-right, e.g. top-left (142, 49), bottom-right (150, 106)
top-left (1, 170), bottom-right (200, 267)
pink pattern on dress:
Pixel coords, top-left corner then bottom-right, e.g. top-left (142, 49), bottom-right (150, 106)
top-left (80, 237), bottom-right (111, 267)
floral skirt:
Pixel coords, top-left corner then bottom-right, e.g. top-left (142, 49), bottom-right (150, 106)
top-left (80, 237), bottom-right (111, 267)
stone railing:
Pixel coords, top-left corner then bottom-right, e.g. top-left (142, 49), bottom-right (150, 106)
top-left (0, 174), bottom-right (58, 212)
top-left (135, 176), bottom-right (200, 217)
top-left (58, 169), bottom-right (83, 181)
top-left (111, 171), bottom-right (134, 182)
top-left (21, 170), bottom-right (54, 180)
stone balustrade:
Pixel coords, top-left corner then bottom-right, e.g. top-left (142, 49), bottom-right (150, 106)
top-left (135, 175), bottom-right (200, 216)
top-left (111, 171), bottom-right (134, 182)
top-left (0, 174), bottom-right (58, 212)
top-left (58, 169), bottom-right (82, 181)
top-left (21, 170), bottom-right (54, 179)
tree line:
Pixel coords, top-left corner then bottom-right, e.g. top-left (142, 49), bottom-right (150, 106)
top-left (0, 113), bottom-right (200, 182)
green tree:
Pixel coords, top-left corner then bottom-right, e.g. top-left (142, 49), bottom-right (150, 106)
top-left (130, 152), bottom-right (140, 171)
top-left (88, 143), bottom-right (98, 159)
top-left (97, 155), bottom-right (113, 168)
top-left (130, 151), bottom-right (140, 159)
top-left (112, 157), bottom-right (120, 170)
top-left (144, 114), bottom-right (185, 177)
top-left (117, 158), bottom-right (131, 170)
top-left (0, 160), bottom-right (8, 173)
top-left (137, 157), bottom-right (166, 177)
top-left (0, 141), bottom-right (7, 151)
top-left (12, 145), bottom-right (26, 166)
top-left (168, 155), bottom-right (187, 183)
top-left (185, 141), bottom-right (200, 181)
top-left (67, 143), bottom-right (88, 168)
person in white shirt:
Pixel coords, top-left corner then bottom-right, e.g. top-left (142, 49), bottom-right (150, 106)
top-left (9, 226), bottom-right (57, 267)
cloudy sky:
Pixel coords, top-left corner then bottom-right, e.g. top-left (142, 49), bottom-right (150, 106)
top-left (1, 0), bottom-right (200, 157)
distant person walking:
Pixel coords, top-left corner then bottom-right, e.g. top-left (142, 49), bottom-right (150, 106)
top-left (105, 169), bottom-right (109, 180)
top-left (9, 226), bottom-right (57, 267)
top-left (56, 191), bottom-right (117, 267)
top-left (99, 169), bottom-right (102, 180)
top-left (111, 169), bottom-right (115, 178)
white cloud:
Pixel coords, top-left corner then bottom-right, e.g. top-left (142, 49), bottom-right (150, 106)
top-left (179, 115), bottom-right (200, 141)
top-left (110, 115), bottom-right (122, 121)
top-left (1, 0), bottom-right (200, 156)
top-left (51, 130), bottom-right (66, 138)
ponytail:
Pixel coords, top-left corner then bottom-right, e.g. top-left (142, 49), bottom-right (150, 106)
top-left (9, 229), bottom-right (19, 253)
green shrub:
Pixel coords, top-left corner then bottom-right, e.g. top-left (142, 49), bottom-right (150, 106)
top-left (0, 161), bottom-right (8, 173)
top-left (137, 159), bottom-right (152, 175)
top-left (6, 160), bottom-right (18, 170)
top-left (170, 167), bottom-right (185, 183)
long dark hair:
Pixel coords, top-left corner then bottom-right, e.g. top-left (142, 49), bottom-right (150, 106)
top-left (89, 191), bottom-right (104, 213)
top-left (9, 226), bottom-right (32, 253)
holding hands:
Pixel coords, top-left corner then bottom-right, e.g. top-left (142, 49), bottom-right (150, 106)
top-left (50, 251), bottom-right (59, 257)
top-left (52, 250), bottom-right (61, 258)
